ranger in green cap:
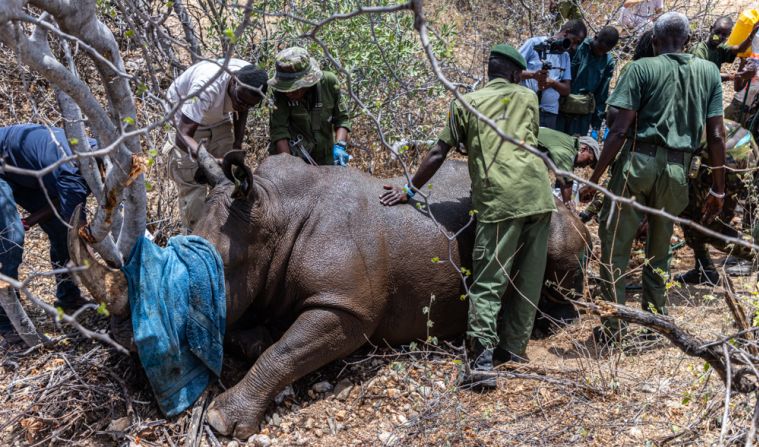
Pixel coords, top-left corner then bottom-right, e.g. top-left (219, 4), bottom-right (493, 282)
top-left (380, 43), bottom-right (555, 389)
top-left (579, 12), bottom-right (727, 344)
top-left (268, 47), bottom-right (352, 166)
top-left (537, 127), bottom-right (599, 204)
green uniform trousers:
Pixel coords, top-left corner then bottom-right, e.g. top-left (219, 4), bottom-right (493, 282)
top-left (598, 145), bottom-right (690, 333)
top-left (467, 212), bottom-right (551, 355)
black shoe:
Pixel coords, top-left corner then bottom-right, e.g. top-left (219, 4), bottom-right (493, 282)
top-left (53, 296), bottom-right (90, 313)
top-left (459, 341), bottom-right (497, 390)
top-left (675, 268), bottom-right (718, 285)
top-left (493, 347), bottom-right (530, 367)
top-left (579, 211), bottom-right (594, 223)
top-left (591, 325), bottom-right (621, 350)
top-left (725, 259), bottom-right (754, 277)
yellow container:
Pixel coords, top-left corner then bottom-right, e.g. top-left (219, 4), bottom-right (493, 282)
top-left (727, 9), bottom-right (759, 57)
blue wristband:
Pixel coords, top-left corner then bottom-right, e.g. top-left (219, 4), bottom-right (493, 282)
top-left (402, 184), bottom-right (416, 199)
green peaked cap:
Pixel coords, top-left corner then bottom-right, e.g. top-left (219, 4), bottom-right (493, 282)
top-left (490, 44), bottom-right (527, 70)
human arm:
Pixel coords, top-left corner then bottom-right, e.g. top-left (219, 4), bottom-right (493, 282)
top-left (701, 117), bottom-right (727, 223)
top-left (726, 22), bottom-right (759, 55)
top-left (733, 59), bottom-right (756, 91)
top-left (269, 93), bottom-right (293, 155)
top-left (578, 107), bottom-right (637, 202)
top-left (22, 205), bottom-right (54, 230)
top-left (174, 112), bottom-right (200, 156)
top-left (273, 139), bottom-right (290, 155)
top-left (546, 78), bottom-right (571, 96)
top-left (232, 109), bottom-right (248, 150)
top-left (379, 140), bottom-right (452, 206)
top-left (560, 181), bottom-right (573, 205)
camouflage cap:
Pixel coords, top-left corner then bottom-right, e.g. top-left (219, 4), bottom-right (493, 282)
top-left (578, 136), bottom-right (601, 162)
top-left (268, 47), bottom-right (323, 93)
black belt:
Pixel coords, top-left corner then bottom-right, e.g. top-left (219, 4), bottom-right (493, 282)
top-left (632, 142), bottom-right (688, 165)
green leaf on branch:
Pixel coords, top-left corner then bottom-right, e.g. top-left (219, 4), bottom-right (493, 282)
top-left (68, 137), bottom-right (79, 146)
top-left (431, 256), bottom-right (440, 264)
top-left (122, 116), bottom-right (135, 126)
top-left (223, 28), bottom-right (237, 43)
top-left (97, 302), bottom-right (110, 317)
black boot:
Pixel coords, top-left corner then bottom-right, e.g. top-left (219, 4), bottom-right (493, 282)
top-left (493, 346), bottom-right (530, 367)
top-left (676, 254), bottom-right (718, 285)
top-left (460, 340), bottom-right (497, 390)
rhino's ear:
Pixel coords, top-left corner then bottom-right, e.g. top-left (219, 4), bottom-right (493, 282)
top-left (222, 150), bottom-right (255, 200)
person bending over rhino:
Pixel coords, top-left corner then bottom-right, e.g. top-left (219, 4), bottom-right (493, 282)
top-left (381, 44), bottom-right (555, 389)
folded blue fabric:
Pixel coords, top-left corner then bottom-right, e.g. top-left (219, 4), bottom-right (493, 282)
top-left (122, 235), bottom-right (226, 417)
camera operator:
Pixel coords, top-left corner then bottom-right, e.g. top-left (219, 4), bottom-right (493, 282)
top-left (519, 20), bottom-right (588, 129)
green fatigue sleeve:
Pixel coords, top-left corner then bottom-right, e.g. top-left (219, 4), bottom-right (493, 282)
top-left (438, 100), bottom-right (467, 148)
top-left (690, 42), bottom-right (709, 61)
top-left (592, 57), bottom-right (615, 129)
top-left (606, 61), bottom-right (642, 112)
top-left (706, 65), bottom-right (725, 118)
top-left (269, 93), bottom-right (292, 145)
top-left (326, 73), bottom-right (352, 131)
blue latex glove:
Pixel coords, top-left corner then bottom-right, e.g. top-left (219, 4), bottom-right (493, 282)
top-left (590, 129), bottom-right (599, 141)
top-left (333, 144), bottom-right (351, 166)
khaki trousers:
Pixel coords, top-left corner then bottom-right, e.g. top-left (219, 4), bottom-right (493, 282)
top-left (165, 122), bottom-right (234, 230)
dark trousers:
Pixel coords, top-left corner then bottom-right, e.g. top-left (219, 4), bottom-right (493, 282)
top-left (0, 178), bottom-right (81, 329)
top-left (539, 111), bottom-right (559, 130)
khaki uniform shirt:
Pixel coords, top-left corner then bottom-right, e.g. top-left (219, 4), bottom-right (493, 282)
top-left (269, 71), bottom-right (352, 165)
top-left (607, 53), bottom-right (723, 151)
top-left (439, 78), bottom-right (556, 223)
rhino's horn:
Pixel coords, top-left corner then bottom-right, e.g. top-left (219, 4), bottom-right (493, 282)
top-left (67, 205), bottom-right (130, 316)
top-left (196, 144), bottom-right (229, 188)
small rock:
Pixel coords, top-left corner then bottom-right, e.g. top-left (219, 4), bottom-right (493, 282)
top-left (247, 434), bottom-right (272, 447)
top-left (434, 380), bottom-right (446, 390)
top-left (395, 414), bottom-right (408, 425)
top-left (629, 426), bottom-right (643, 439)
top-left (227, 441), bottom-right (239, 447)
top-left (275, 385), bottom-right (294, 404)
top-left (386, 388), bottom-right (401, 399)
top-left (418, 386), bottom-right (432, 398)
top-left (327, 417), bottom-right (337, 434)
top-left (334, 379), bottom-right (353, 400)
top-left (304, 418), bottom-right (315, 429)
top-left (378, 431), bottom-right (399, 446)
top-left (312, 381), bottom-right (333, 393)
top-left (107, 417), bottom-right (130, 432)
top-left (335, 410), bottom-right (347, 421)
top-left (271, 413), bottom-right (281, 427)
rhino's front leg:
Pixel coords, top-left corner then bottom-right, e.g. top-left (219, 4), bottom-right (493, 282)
top-left (207, 304), bottom-right (372, 438)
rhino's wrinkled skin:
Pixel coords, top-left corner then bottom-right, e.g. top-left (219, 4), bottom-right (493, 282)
top-left (190, 154), bottom-right (589, 438)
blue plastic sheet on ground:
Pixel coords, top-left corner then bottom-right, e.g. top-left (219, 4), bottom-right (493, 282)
top-left (122, 235), bottom-right (226, 417)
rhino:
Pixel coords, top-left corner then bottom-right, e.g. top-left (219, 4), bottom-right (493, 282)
top-left (68, 150), bottom-right (590, 438)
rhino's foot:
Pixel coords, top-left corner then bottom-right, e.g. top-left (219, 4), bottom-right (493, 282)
top-left (207, 389), bottom-right (263, 439)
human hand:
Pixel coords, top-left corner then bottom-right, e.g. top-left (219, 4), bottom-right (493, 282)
top-left (379, 184), bottom-right (409, 206)
top-left (21, 218), bottom-right (30, 231)
top-left (333, 143), bottom-right (351, 166)
top-left (536, 70), bottom-right (549, 90)
top-left (578, 185), bottom-right (596, 203)
top-left (701, 194), bottom-right (724, 224)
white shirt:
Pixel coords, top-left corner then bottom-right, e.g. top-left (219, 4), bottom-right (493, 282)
top-left (167, 58), bottom-right (250, 129)
top-left (618, 0), bottom-right (664, 30)
top-left (519, 37), bottom-right (573, 115)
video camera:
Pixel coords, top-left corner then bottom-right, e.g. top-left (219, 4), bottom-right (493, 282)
top-left (533, 38), bottom-right (571, 71)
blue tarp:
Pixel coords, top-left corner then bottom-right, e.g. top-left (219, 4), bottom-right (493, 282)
top-left (122, 235), bottom-right (226, 417)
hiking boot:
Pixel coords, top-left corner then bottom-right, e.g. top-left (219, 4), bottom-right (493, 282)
top-left (674, 268), bottom-right (718, 286)
top-left (725, 259), bottom-right (754, 277)
top-left (53, 295), bottom-right (90, 313)
top-left (459, 341), bottom-right (497, 390)
top-left (493, 347), bottom-right (530, 367)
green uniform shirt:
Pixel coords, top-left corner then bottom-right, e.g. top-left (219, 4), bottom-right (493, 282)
top-left (607, 53), bottom-right (723, 151)
top-left (690, 41), bottom-right (736, 69)
top-left (269, 71), bottom-right (352, 165)
top-left (537, 127), bottom-right (577, 182)
top-left (438, 78), bottom-right (556, 222)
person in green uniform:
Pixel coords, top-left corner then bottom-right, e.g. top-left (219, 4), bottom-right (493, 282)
top-left (537, 127), bottom-right (600, 204)
top-left (676, 120), bottom-right (759, 284)
top-left (269, 47), bottom-right (352, 166)
top-left (690, 16), bottom-right (759, 83)
top-left (558, 26), bottom-right (619, 137)
top-left (578, 12), bottom-right (727, 343)
top-left (380, 44), bottom-right (555, 389)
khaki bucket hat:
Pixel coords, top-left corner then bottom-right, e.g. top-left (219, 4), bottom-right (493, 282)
top-left (268, 47), bottom-right (323, 93)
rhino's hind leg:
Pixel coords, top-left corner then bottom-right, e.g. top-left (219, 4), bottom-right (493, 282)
top-left (207, 305), bottom-right (372, 438)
